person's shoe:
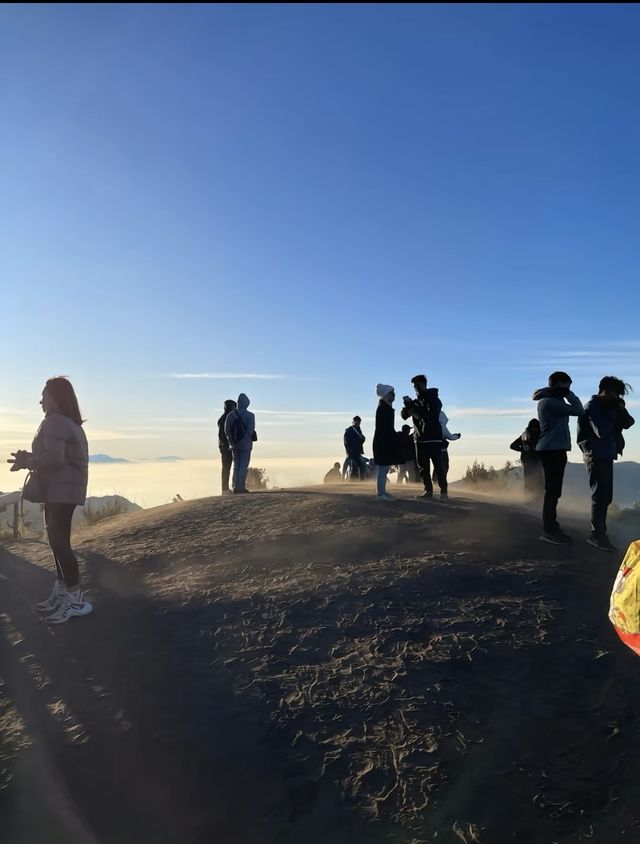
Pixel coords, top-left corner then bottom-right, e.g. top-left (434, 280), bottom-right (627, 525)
top-left (588, 535), bottom-right (617, 552)
top-left (539, 530), bottom-right (572, 546)
top-left (36, 579), bottom-right (65, 614)
top-left (440, 492), bottom-right (449, 500)
top-left (232, 489), bottom-right (250, 495)
top-left (376, 494), bottom-right (395, 501)
top-left (416, 491), bottom-right (433, 499)
top-left (221, 489), bottom-right (232, 496)
top-left (46, 590), bottom-right (93, 625)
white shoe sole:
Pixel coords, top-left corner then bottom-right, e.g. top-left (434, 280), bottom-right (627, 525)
top-left (46, 602), bottom-right (94, 625)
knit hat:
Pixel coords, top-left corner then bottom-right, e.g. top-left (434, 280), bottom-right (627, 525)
top-left (376, 383), bottom-right (394, 399)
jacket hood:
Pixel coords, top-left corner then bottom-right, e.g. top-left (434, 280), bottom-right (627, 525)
top-left (421, 387), bottom-right (439, 398)
top-left (533, 387), bottom-right (553, 400)
top-left (237, 393), bottom-right (251, 411)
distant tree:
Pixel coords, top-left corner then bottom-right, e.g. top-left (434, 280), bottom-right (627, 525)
top-left (463, 459), bottom-right (513, 487)
top-left (464, 460), bottom-right (494, 484)
top-left (247, 467), bottom-right (270, 491)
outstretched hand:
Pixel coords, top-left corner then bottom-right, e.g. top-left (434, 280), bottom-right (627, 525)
top-left (7, 450), bottom-right (30, 472)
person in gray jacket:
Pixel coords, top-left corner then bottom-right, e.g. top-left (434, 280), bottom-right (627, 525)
top-left (224, 393), bottom-right (256, 494)
top-left (7, 377), bottom-right (93, 624)
top-left (533, 371), bottom-right (584, 545)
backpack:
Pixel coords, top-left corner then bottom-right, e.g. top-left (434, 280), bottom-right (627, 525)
top-left (230, 412), bottom-right (247, 444)
top-left (610, 541), bottom-right (640, 657)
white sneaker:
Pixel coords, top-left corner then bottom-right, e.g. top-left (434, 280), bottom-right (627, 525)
top-left (376, 494), bottom-right (395, 501)
top-left (36, 579), bottom-right (65, 614)
top-left (46, 590), bottom-right (93, 625)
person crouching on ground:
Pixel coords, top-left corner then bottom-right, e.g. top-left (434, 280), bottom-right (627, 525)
top-left (373, 384), bottom-right (400, 501)
top-left (7, 376), bottom-right (93, 624)
top-left (324, 462), bottom-right (343, 484)
top-left (578, 376), bottom-right (635, 552)
top-left (217, 399), bottom-right (237, 495)
top-left (225, 393), bottom-right (256, 494)
top-left (510, 418), bottom-right (543, 501)
top-left (533, 371), bottom-right (583, 545)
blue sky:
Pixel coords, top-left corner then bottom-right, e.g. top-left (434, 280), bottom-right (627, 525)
top-left (1, 4), bottom-right (639, 495)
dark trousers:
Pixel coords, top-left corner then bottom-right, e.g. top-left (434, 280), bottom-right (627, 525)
top-left (586, 458), bottom-right (614, 538)
top-left (44, 503), bottom-right (79, 588)
top-left (220, 447), bottom-right (233, 492)
top-left (432, 450), bottom-right (450, 485)
top-left (416, 442), bottom-right (447, 494)
top-left (540, 450), bottom-right (567, 533)
top-left (347, 452), bottom-right (366, 481)
top-left (522, 458), bottom-right (544, 500)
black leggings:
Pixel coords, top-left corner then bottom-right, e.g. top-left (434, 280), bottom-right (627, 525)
top-left (44, 503), bottom-right (79, 588)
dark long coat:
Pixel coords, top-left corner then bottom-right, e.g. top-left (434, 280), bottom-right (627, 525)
top-left (373, 401), bottom-right (400, 466)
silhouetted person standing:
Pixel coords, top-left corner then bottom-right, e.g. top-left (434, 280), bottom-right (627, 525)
top-left (578, 376), bottom-right (635, 551)
top-left (401, 374), bottom-right (446, 499)
top-left (432, 411), bottom-right (461, 490)
top-left (7, 376), bottom-right (93, 624)
top-left (218, 399), bottom-right (237, 495)
top-left (373, 384), bottom-right (399, 500)
top-left (225, 393), bottom-right (256, 494)
top-left (343, 415), bottom-right (366, 481)
top-left (533, 371), bottom-right (583, 545)
top-left (510, 418), bottom-right (543, 501)
top-left (397, 425), bottom-right (419, 484)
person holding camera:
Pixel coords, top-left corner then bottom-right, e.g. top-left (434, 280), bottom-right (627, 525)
top-left (7, 376), bottom-right (93, 624)
top-left (533, 371), bottom-right (583, 545)
top-left (400, 374), bottom-right (447, 499)
top-left (577, 376), bottom-right (635, 551)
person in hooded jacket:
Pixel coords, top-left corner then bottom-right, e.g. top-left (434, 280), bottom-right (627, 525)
top-left (578, 376), bottom-right (635, 552)
top-left (401, 374), bottom-right (446, 499)
top-left (510, 418), bottom-right (543, 500)
top-left (533, 371), bottom-right (583, 545)
top-left (373, 384), bottom-right (400, 501)
top-left (224, 393), bottom-right (256, 494)
top-left (217, 399), bottom-right (237, 495)
top-left (8, 376), bottom-right (92, 624)
top-left (431, 411), bottom-right (462, 490)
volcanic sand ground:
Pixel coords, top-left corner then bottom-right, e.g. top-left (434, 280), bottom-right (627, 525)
top-left (1, 486), bottom-right (640, 844)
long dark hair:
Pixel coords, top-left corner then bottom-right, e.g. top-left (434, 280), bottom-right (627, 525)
top-left (598, 376), bottom-right (632, 397)
top-left (45, 376), bottom-right (85, 426)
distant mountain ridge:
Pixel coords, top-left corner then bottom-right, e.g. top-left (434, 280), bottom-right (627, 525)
top-left (90, 454), bottom-right (184, 464)
top-left (90, 454), bottom-right (131, 464)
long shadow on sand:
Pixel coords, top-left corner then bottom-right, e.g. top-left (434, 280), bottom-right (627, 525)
top-left (3, 509), bottom-right (640, 844)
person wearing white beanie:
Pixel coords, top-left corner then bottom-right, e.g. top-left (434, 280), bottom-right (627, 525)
top-left (373, 384), bottom-right (400, 501)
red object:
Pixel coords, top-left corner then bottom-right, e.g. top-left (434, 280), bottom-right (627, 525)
top-left (614, 626), bottom-right (640, 657)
